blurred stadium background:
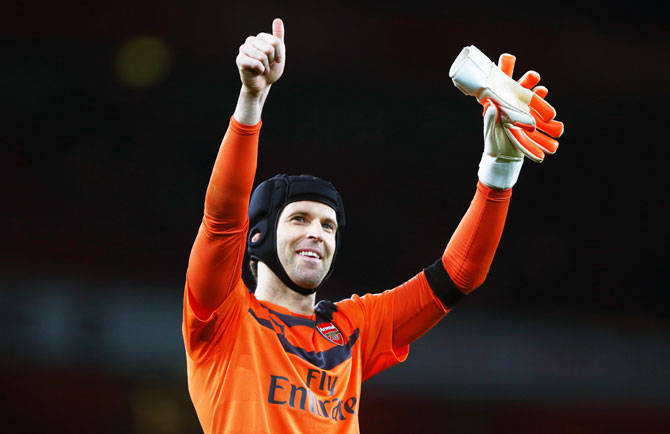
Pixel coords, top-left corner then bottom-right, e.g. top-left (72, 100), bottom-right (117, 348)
top-left (3, 2), bottom-right (669, 433)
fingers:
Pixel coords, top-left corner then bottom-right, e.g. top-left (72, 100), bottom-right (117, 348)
top-left (256, 33), bottom-right (283, 64)
top-left (239, 37), bottom-right (271, 71)
top-left (533, 85), bottom-right (548, 99)
top-left (531, 111), bottom-right (564, 137)
top-left (506, 127), bottom-right (546, 163)
top-left (522, 84), bottom-right (562, 136)
top-left (238, 32), bottom-right (284, 73)
top-left (500, 55), bottom-right (556, 123)
top-left (518, 71), bottom-right (540, 89)
top-left (526, 130), bottom-right (559, 154)
top-left (515, 71), bottom-right (555, 123)
top-left (491, 51), bottom-right (561, 162)
top-left (529, 93), bottom-right (556, 122)
top-left (498, 54), bottom-right (515, 77)
top-left (236, 51), bottom-right (265, 74)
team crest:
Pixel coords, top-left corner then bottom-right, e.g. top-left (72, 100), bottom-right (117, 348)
top-left (316, 321), bottom-right (344, 346)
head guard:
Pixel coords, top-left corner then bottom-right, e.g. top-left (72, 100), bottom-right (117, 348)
top-left (247, 174), bottom-right (345, 295)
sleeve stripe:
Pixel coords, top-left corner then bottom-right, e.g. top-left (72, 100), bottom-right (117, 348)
top-left (424, 259), bottom-right (465, 308)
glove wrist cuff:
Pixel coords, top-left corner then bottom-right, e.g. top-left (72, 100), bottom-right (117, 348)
top-left (477, 153), bottom-right (523, 190)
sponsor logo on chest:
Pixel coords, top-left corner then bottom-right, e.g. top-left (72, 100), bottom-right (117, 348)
top-left (316, 321), bottom-right (344, 346)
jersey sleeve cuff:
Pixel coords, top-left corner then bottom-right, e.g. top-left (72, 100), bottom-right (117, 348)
top-left (477, 180), bottom-right (513, 201)
top-left (230, 115), bottom-right (262, 134)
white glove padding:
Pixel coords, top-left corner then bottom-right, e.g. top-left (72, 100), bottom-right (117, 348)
top-left (478, 100), bottom-right (524, 190)
top-left (450, 45), bottom-right (564, 164)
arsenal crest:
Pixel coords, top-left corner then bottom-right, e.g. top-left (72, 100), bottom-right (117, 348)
top-left (316, 321), bottom-right (344, 346)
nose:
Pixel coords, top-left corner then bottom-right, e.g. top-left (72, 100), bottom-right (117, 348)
top-left (305, 221), bottom-right (324, 241)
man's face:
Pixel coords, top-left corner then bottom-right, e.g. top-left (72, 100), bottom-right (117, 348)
top-left (276, 200), bottom-right (337, 289)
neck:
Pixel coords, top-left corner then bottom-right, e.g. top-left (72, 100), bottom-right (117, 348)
top-left (254, 262), bottom-right (316, 315)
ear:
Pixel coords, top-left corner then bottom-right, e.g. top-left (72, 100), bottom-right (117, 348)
top-left (251, 232), bottom-right (262, 243)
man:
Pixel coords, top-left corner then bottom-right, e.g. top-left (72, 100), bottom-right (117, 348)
top-left (182, 18), bottom-right (563, 433)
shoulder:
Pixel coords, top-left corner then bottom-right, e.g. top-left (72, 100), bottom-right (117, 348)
top-left (335, 290), bottom-right (395, 324)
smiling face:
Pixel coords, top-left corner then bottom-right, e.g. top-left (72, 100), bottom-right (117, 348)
top-left (276, 200), bottom-right (338, 290)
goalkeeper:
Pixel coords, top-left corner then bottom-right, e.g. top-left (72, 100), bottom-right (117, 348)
top-left (182, 18), bottom-right (563, 434)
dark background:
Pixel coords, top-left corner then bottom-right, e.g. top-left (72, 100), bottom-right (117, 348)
top-left (3, 1), bottom-right (669, 433)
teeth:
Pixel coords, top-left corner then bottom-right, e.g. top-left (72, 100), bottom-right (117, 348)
top-left (299, 251), bottom-right (320, 259)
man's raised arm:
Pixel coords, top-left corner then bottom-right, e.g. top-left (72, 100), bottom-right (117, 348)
top-left (439, 47), bottom-right (563, 292)
top-left (390, 48), bottom-right (564, 347)
top-left (186, 19), bottom-right (286, 317)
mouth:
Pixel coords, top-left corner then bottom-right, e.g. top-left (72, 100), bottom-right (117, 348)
top-left (296, 249), bottom-right (322, 260)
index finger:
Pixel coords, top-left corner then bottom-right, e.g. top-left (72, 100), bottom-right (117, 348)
top-left (257, 33), bottom-right (285, 64)
top-left (498, 53), bottom-right (515, 77)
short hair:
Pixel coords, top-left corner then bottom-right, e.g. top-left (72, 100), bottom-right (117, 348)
top-left (249, 259), bottom-right (258, 284)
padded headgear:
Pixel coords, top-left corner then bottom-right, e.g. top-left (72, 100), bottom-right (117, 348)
top-left (247, 174), bottom-right (345, 295)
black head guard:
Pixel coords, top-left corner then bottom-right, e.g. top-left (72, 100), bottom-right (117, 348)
top-left (247, 174), bottom-right (345, 295)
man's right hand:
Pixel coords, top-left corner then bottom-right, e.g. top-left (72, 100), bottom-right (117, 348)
top-left (236, 18), bottom-right (286, 95)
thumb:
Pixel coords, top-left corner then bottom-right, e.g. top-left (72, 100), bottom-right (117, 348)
top-left (273, 18), bottom-right (285, 41)
top-left (482, 101), bottom-right (498, 143)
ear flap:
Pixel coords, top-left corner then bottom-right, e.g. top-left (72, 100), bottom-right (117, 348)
top-left (248, 179), bottom-right (276, 226)
top-left (248, 219), bottom-right (269, 248)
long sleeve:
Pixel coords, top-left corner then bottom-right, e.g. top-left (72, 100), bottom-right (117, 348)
top-left (389, 182), bottom-right (512, 348)
top-left (186, 116), bottom-right (261, 319)
top-left (442, 181), bottom-right (512, 292)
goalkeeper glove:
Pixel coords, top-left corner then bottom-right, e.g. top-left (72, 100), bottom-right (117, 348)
top-left (449, 45), bottom-right (564, 189)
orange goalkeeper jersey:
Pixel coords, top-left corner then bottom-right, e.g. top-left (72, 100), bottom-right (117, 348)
top-left (183, 117), bottom-right (511, 434)
top-left (183, 270), bottom-right (447, 433)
